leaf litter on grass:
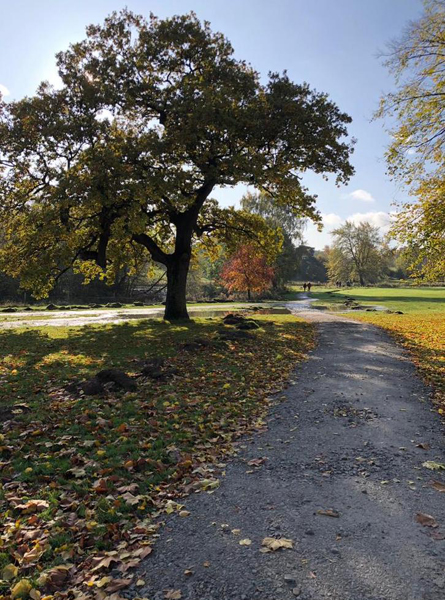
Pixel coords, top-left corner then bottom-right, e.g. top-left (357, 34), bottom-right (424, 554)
top-left (0, 314), bottom-right (314, 599)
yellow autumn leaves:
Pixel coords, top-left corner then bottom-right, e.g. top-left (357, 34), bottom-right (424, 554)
top-left (236, 536), bottom-right (294, 551)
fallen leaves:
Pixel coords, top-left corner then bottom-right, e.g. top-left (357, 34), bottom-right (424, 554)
top-left (416, 442), bottom-right (430, 450)
top-left (261, 537), bottom-right (294, 552)
top-left (247, 457), bottom-right (267, 467)
top-left (164, 590), bottom-right (182, 599)
top-left (0, 314), bottom-right (314, 597)
top-left (423, 461), bottom-right (445, 471)
top-left (416, 512), bottom-right (439, 528)
top-left (431, 480), bottom-right (445, 492)
top-left (10, 579), bottom-right (32, 599)
top-left (239, 538), bottom-right (252, 546)
top-left (317, 509), bottom-right (340, 518)
top-left (41, 565), bottom-right (72, 591)
top-left (2, 564), bottom-right (19, 580)
top-left (14, 499), bottom-right (49, 513)
top-left (199, 478), bottom-right (220, 492)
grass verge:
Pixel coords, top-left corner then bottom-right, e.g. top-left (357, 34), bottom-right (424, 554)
top-left (0, 314), bottom-right (313, 599)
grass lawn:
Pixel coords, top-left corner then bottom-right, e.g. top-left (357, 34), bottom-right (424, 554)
top-left (310, 286), bottom-right (445, 314)
top-left (0, 313), bottom-right (313, 598)
top-left (311, 287), bottom-right (445, 412)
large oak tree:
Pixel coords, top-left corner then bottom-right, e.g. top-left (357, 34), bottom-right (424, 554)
top-left (0, 11), bottom-right (354, 319)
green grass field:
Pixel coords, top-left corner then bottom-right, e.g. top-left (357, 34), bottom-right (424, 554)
top-left (311, 286), bottom-right (445, 314)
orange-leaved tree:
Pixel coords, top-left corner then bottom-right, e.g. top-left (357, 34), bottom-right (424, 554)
top-left (221, 245), bottom-right (275, 300)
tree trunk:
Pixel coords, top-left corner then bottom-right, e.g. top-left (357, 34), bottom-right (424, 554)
top-left (247, 288), bottom-right (251, 301)
top-left (164, 253), bottom-right (191, 320)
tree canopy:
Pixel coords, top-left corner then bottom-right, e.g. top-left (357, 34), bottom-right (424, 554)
top-left (328, 222), bottom-right (389, 285)
top-left (241, 190), bottom-right (306, 286)
top-left (378, 0), bottom-right (445, 280)
top-left (221, 244), bottom-right (274, 300)
top-left (0, 10), bottom-right (354, 318)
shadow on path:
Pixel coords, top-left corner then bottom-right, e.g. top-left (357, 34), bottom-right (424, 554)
top-left (129, 311), bottom-right (445, 600)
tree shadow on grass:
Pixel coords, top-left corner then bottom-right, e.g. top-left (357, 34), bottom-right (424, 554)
top-left (0, 318), bottom-right (227, 411)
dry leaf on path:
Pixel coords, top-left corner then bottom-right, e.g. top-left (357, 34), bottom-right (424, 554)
top-left (431, 480), bottom-right (445, 492)
top-left (423, 461), bottom-right (445, 471)
top-left (416, 443), bottom-right (430, 450)
top-left (317, 509), bottom-right (340, 518)
top-left (239, 538), bottom-right (252, 546)
top-left (416, 512), bottom-right (438, 528)
top-left (165, 590), bottom-right (182, 599)
top-left (247, 457), bottom-right (267, 467)
top-left (261, 537), bottom-right (293, 551)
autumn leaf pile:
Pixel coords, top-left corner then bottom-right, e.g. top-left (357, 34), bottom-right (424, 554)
top-left (348, 313), bottom-right (445, 410)
top-left (0, 314), bottom-right (314, 599)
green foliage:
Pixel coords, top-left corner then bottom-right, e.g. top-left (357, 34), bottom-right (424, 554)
top-left (390, 177), bottom-right (445, 280)
top-left (241, 191), bottom-right (306, 240)
top-left (0, 10), bottom-right (354, 318)
top-left (328, 222), bottom-right (390, 285)
top-left (295, 246), bottom-right (329, 282)
top-left (240, 191), bottom-right (306, 285)
top-left (377, 0), bottom-right (445, 280)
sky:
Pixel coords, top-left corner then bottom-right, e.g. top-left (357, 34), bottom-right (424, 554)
top-left (0, 0), bottom-right (424, 249)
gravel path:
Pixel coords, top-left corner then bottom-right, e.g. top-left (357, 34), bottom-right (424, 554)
top-left (128, 310), bottom-right (444, 600)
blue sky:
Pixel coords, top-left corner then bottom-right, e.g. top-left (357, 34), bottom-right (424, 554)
top-left (0, 0), bottom-right (423, 248)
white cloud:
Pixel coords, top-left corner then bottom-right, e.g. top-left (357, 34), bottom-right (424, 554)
top-left (0, 84), bottom-right (10, 97)
top-left (304, 212), bottom-right (343, 249)
top-left (348, 211), bottom-right (393, 234)
top-left (322, 213), bottom-right (343, 229)
top-left (347, 189), bottom-right (375, 202)
top-left (304, 210), bottom-right (395, 249)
